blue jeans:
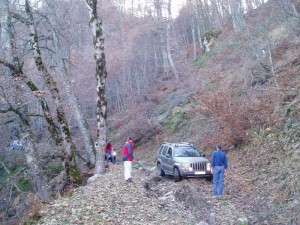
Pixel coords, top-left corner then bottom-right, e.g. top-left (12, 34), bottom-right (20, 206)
top-left (213, 166), bottom-right (225, 196)
top-left (106, 152), bottom-right (115, 164)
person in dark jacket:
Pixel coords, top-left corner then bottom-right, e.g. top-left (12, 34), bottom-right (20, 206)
top-left (211, 144), bottom-right (228, 196)
top-left (122, 137), bottom-right (134, 183)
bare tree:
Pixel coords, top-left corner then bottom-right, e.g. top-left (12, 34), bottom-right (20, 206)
top-left (276, 0), bottom-right (300, 37)
top-left (0, 0), bottom-right (50, 201)
top-left (45, 0), bottom-right (96, 167)
top-left (85, 0), bottom-right (108, 175)
top-left (188, 0), bottom-right (197, 60)
top-left (229, 0), bottom-right (248, 34)
top-left (167, 0), bottom-right (178, 80)
top-left (23, 0), bottom-right (82, 184)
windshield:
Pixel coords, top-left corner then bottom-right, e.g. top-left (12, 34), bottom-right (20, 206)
top-left (173, 147), bottom-right (203, 157)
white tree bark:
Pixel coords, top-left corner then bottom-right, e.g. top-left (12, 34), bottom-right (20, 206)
top-left (0, 0), bottom-right (12, 76)
top-left (85, 0), bottom-right (107, 175)
top-left (167, 0), bottom-right (179, 80)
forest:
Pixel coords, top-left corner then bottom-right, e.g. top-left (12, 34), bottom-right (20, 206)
top-left (0, 0), bottom-right (299, 224)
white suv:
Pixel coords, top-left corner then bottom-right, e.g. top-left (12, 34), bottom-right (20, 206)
top-left (156, 142), bottom-right (213, 182)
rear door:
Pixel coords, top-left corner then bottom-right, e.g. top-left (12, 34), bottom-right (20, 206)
top-left (160, 146), bottom-right (169, 171)
top-left (165, 147), bottom-right (173, 173)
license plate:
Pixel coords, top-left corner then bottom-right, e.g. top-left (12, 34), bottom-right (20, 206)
top-left (195, 171), bottom-right (205, 175)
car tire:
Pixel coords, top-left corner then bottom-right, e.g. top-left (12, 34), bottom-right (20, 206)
top-left (173, 167), bottom-right (182, 182)
top-left (157, 163), bottom-right (165, 176)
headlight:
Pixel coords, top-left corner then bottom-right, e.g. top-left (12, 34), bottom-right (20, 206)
top-left (182, 163), bottom-right (193, 171)
top-left (206, 163), bottom-right (211, 171)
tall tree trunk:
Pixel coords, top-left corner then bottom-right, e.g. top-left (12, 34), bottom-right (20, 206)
top-left (1, 0), bottom-right (62, 145)
top-left (46, 0), bottom-right (96, 167)
top-left (196, 0), bottom-right (204, 49)
top-left (211, 0), bottom-right (221, 28)
top-left (85, 0), bottom-right (107, 175)
top-left (167, 0), bottom-right (179, 81)
top-left (188, 0), bottom-right (197, 60)
top-left (229, 0), bottom-right (248, 34)
top-left (155, 0), bottom-right (169, 73)
top-left (203, 0), bottom-right (212, 30)
top-left (24, 0), bottom-right (82, 184)
top-left (0, 0), bottom-right (11, 76)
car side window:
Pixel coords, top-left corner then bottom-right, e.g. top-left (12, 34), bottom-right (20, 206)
top-left (161, 146), bottom-right (168, 156)
top-left (158, 145), bottom-right (164, 155)
top-left (167, 147), bottom-right (172, 156)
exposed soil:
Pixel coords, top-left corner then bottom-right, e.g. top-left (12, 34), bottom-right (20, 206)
top-left (37, 149), bottom-right (292, 225)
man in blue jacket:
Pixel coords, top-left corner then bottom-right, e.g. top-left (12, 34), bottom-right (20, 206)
top-left (211, 144), bottom-right (228, 196)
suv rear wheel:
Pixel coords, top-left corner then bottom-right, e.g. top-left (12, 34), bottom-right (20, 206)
top-left (157, 163), bottom-right (165, 176)
top-left (173, 167), bottom-right (182, 182)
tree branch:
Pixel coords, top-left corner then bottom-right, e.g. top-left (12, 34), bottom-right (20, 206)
top-left (9, 12), bottom-right (31, 25)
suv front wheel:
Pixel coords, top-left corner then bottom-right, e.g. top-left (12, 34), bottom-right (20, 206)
top-left (157, 163), bottom-right (165, 176)
top-left (173, 167), bottom-right (182, 182)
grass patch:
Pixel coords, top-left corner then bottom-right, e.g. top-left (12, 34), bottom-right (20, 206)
top-left (161, 107), bottom-right (186, 131)
top-left (43, 158), bottom-right (64, 179)
top-left (17, 177), bottom-right (33, 192)
top-left (194, 46), bottom-right (221, 67)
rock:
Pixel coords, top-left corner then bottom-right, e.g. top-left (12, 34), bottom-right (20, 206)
top-left (237, 217), bottom-right (248, 224)
top-left (87, 174), bottom-right (102, 184)
top-left (196, 222), bottom-right (209, 225)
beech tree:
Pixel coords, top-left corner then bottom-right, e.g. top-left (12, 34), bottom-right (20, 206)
top-left (85, 0), bottom-right (108, 175)
top-left (1, 0), bottom-right (83, 184)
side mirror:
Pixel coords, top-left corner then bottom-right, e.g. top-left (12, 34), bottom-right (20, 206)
top-left (166, 153), bottom-right (172, 158)
top-left (202, 153), bottom-right (206, 157)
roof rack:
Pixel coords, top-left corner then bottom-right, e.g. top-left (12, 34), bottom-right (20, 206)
top-left (179, 142), bottom-right (192, 145)
top-left (163, 142), bottom-right (194, 147)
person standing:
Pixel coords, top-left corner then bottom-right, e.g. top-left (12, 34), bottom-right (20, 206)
top-left (122, 137), bottom-right (134, 183)
top-left (211, 144), bottom-right (228, 196)
top-left (105, 141), bottom-right (115, 165)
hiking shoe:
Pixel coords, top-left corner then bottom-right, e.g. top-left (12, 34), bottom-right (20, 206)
top-left (126, 178), bottom-right (134, 183)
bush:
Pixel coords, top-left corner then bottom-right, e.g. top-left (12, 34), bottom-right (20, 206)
top-left (161, 107), bottom-right (186, 131)
top-left (43, 158), bottom-right (64, 179)
top-left (16, 177), bottom-right (33, 192)
top-left (197, 87), bottom-right (278, 146)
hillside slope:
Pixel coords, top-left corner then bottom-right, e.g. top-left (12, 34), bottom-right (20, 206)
top-left (37, 1), bottom-right (300, 224)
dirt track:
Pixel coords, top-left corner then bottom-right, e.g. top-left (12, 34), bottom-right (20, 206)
top-left (38, 157), bottom-right (281, 225)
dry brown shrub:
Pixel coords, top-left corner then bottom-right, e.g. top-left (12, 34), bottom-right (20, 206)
top-left (111, 101), bottom-right (162, 147)
top-left (24, 193), bottom-right (43, 220)
top-left (197, 87), bottom-right (278, 146)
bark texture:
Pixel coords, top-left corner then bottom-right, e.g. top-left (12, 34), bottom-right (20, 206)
top-left (24, 0), bottom-right (82, 184)
top-left (85, 0), bottom-right (108, 175)
top-left (46, 0), bottom-right (96, 167)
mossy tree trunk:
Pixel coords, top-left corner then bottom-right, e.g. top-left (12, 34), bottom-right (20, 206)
top-left (24, 0), bottom-right (82, 185)
top-left (85, 0), bottom-right (107, 175)
top-left (46, 0), bottom-right (96, 167)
